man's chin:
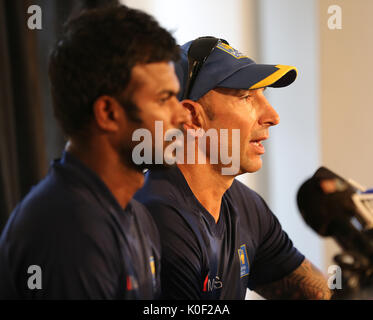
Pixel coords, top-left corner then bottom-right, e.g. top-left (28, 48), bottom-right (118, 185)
top-left (241, 159), bottom-right (263, 174)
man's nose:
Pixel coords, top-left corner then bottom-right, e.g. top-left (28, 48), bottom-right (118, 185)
top-left (258, 98), bottom-right (280, 127)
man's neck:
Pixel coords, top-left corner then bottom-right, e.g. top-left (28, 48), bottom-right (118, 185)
top-left (177, 163), bottom-right (235, 223)
top-left (66, 140), bottom-right (144, 209)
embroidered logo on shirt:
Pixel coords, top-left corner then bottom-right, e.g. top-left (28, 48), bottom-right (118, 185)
top-left (126, 275), bottom-right (139, 291)
top-left (238, 244), bottom-right (250, 278)
top-left (202, 274), bottom-right (223, 292)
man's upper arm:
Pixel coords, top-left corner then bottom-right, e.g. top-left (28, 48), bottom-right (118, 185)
top-left (144, 201), bottom-right (204, 299)
top-left (254, 258), bottom-right (332, 300)
top-left (246, 193), bottom-right (305, 289)
top-left (240, 188), bottom-right (331, 299)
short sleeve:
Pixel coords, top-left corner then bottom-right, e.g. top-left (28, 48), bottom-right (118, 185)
top-left (143, 200), bottom-right (204, 299)
top-left (247, 199), bottom-right (305, 290)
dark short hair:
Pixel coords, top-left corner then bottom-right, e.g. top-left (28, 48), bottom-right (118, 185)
top-left (49, 4), bottom-right (180, 137)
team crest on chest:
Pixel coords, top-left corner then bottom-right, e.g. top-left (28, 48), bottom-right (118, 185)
top-left (149, 256), bottom-right (156, 287)
top-left (238, 244), bottom-right (250, 278)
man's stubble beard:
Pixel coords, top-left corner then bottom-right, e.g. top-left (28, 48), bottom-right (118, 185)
top-left (116, 115), bottom-right (184, 173)
top-left (119, 138), bottom-right (180, 172)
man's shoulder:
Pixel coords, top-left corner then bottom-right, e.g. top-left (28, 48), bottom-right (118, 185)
top-left (126, 198), bottom-right (160, 234)
top-left (135, 168), bottom-right (189, 211)
top-left (10, 170), bottom-right (75, 218)
top-left (224, 178), bottom-right (276, 234)
top-left (230, 178), bottom-right (257, 195)
top-left (135, 183), bottom-right (200, 243)
top-left (227, 178), bottom-right (267, 209)
top-left (136, 194), bottom-right (192, 226)
top-left (1, 169), bottom-right (114, 245)
top-left (20, 172), bottom-right (103, 216)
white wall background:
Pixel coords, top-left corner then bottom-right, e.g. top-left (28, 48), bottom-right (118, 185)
top-left (123, 0), bottom-right (258, 60)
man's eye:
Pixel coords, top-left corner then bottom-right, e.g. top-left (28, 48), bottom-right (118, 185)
top-left (159, 97), bottom-right (169, 104)
top-left (241, 95), bottom-right (252, 100)
top-left (159, 94), bottom-right (174, 104)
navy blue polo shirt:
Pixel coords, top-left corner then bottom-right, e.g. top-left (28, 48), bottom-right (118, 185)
top-left (135, 166), bottom-right (305, 299)
top-left (0, 151), bottom-right (160, 299)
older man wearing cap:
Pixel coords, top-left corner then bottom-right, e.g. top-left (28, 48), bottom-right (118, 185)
top-left (135, 37), bottom-right (332, 299)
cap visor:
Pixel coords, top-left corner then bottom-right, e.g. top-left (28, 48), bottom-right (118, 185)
top-left (217, 64), bottom-right (298, 90)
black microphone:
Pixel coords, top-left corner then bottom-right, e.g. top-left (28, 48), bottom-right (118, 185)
top-left (297, 167), bottom-right (373, 261)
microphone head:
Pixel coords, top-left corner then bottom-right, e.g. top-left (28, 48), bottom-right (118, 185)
top-left (297, 167), bottom-right (357, 236)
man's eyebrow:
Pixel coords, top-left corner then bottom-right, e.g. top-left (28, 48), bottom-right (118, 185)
top-left (157, 89), bottom-right (179, 96)
top-left (236, 89), bottom-right (250, 95)
top-left (250, 87), bottom-right (266, 92)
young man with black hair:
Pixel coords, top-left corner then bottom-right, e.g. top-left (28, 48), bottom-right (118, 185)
top-left (135, 37), bottom-right (332, 300)
top-left (0, 5), bottom-right (190, 299)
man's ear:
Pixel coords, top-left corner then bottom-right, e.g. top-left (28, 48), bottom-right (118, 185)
top-left (181, 99), bottom-right (204, 131)
top-left (92, 96), bottom-right (123, 132)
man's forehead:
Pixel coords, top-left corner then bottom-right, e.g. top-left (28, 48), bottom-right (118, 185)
top-left (131, 62), bottom-right (179, 89)
top-left (132, 61), bottom-right (174, 79)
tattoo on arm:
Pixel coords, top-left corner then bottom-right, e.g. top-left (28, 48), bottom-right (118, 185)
top-left (254, 259), bottom-right (332, 300)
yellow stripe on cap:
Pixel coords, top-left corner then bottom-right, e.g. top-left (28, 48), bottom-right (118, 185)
top-left (249, 65), bottom-right (298, 89)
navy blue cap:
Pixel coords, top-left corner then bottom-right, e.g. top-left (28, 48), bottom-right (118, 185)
top-left (175, 39), bottom-right (298, 101)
